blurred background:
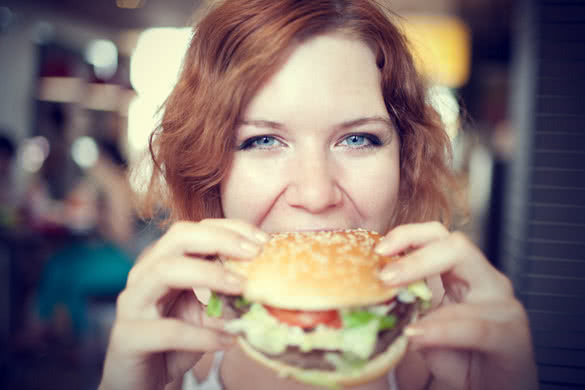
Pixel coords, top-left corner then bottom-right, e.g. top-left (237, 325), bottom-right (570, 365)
top-left (0, 0), bottom-right (583, 389)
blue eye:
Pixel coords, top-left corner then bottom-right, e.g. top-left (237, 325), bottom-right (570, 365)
top-left (253, 136), bottom-right (276, 147)
top-left (339, 134), bottom-right (381, 148)
top-left (345, 135), bottom-right (367, 146)
top-left (238, 136), bottom-right (281, 150)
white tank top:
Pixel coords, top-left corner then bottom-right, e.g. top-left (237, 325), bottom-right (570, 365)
top-left (182, 352), bottom-right (400, 390)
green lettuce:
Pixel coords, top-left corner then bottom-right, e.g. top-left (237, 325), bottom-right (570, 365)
top-left (324, 352), bottom-right (368, 372)
top-left (342, 310), bottom-right (397, 331)
top-left (407, 281), bottom-right (433, 301)
top-left (225, 304), bottom-right (383, 359)
top-left (234, 296), bottom-right (252, 310)
top-left (206, 291), bottom-right (223, 317)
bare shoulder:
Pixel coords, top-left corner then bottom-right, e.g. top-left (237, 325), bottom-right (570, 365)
top-left (395, 350), bottom-right (431, 390)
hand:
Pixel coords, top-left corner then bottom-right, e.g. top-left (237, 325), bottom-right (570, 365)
top-left (376, 222), bottom-right (538, 390)
top-left (99, 219), bottom-right (269, 390)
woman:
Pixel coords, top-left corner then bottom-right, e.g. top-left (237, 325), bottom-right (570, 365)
top-left (100, 0), bottom-right (538, 389)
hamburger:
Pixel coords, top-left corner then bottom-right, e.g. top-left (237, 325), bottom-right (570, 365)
top-left (206, 229), bottom-right (432, 388)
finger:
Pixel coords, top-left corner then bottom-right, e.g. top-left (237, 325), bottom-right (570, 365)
top-left (405, 302), bottom-right (530, 354)
top-left (177, 291), bottom-right (234, 329)
top-left (128, 222), bottom-right (263, 287)
top-left (379, 232), bottom-right (512, 301)
top-left (169, 290), bottom-right (227, 329)
top-left (409, 303), bottom-right (538, 390)
top-left (148, 221), bottom-right (264, 264)
top-left (199, 312), bottom-right (229, 330)
top-left (375, 221), bottom-right (449, 256)
top-left (193, 287), bottom-right (212, 305)
top-left (420, 348), bottom-right (537, 390)
top-left (425, 274), bottom-right (445, 309)
top-left (111, 319), bottom-right (236, 354)
top-left (416, 300), bottom-right (528, 326)
top-left (407, 317), bottom-right (508, 355)
top-left (118, 257), bottom-right (244, 316)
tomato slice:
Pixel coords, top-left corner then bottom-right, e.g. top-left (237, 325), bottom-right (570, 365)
top-left (265, 306), bottom-right (342, 329)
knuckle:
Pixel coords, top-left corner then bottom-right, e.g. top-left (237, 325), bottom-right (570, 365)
top-left (231, 219), bottom-right (254, 230)
top-left (199, 218), bottom-right (217, 226)
top-left (195, 219), bottom-right (224, 238)
top-left (108, 322), bottom-right (123, 344)
top-left (508, 298), bottom-right (529, 323)
top-left (511, 298), bottom-right (527, 314)
top-left (472, 318), bottom-right (493, 344)
top-left (152, 260), bottom-right (171, 280)
top-left (169, 221), bottom-right (188, 234)
top-left (169, 220), bottom-right (201, 236)
top-left (449, 231), bottom-right (471, 251)
top-left (498, 273), bottom-right (515, 296)
top-left (110, 320), bottom-right (129, 339)
top-left (429, 220), bottom-right (447, 234)
top-left (160, 323), bottom-right (182, 345)
top-left (126, 266), bottom-right (141, 286)
top-left (116, 290), bottom-right (127, 306)
top-left (389, 224), bottom-right (408, 236)
top-left (139, 241), bottom-right (158, 260)
top-left (115, 290), bottom-right (131, 314)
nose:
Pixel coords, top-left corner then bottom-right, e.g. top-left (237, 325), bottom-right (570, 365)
top-left (284, 151), bottom-right (343, 213)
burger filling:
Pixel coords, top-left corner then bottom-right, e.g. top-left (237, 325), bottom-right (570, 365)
top-left (209, 282), bottom-right (431, 372)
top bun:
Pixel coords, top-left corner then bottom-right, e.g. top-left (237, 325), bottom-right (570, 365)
top-left (223, 229), bottom-right (400, 310)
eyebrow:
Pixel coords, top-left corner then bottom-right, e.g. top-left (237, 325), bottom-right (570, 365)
top-left (240, 116), bottom-right (395, 131)
top-left (336, 116), bottom-right (394, 131)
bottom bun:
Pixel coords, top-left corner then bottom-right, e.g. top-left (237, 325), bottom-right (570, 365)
top-left (238, 335), bottom-right (409, 387)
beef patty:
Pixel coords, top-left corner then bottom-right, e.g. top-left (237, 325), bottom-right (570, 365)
top-left (220, 295), bottom-right (416, 371)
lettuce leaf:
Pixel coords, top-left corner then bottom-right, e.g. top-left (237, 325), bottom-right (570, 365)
top-left (235, 296), bottom-right (252, 310)
top-left (206, 291), bottom-right (223, 317)
top-left (407, 281), bottom-right (433, 301)
top-left (342, 310), bottom-right (396, 331)
top-left (324, 352), bottom-right (367, 372)
top-left (225, 304), bottom-right (382, 359)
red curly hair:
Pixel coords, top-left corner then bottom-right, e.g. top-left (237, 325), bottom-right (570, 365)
top-left (143, 0), bottom-right (460, 229)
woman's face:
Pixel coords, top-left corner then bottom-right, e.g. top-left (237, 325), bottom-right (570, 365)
top-left (221, 32), bottom-right (400, 234)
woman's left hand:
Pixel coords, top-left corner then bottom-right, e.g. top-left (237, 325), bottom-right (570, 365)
top-left (375, 222), bottom-right (538, 390)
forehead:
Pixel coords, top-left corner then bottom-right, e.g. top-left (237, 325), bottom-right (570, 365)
top-left (244, 32), bottom-right (387, 123)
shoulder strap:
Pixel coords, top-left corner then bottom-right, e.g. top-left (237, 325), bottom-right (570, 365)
top-left (183, 351), bottom-right (225, 390)
top-left (387, 369), bottom-right (400, 390)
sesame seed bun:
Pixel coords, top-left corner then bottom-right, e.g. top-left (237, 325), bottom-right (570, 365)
top-left (223, 229), bottom-right (400, 310)
top-left (238, 334), bottom-right (409, 387)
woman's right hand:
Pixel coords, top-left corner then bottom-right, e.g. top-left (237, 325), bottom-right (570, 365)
top-left (99, 219), bottom-right (269, 390)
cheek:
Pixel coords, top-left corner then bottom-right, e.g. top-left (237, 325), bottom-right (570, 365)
top-left (220, 157), bottom-right (283, 223)
top-left (338, 152), bottom-right (400, 225)
top-left (347, 166), bottom-right (399, 211)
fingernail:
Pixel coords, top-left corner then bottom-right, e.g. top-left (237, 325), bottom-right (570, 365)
top-left (193, 287), bottom-right (211, 304)
top-left (240, 240), bottom-right (261, 256)
top-left (375, 240), bottom-right (396, 255)
top-left (379, 267), bottom-right (398, 283)
top-left (225, 272), bottom-right (245, 286)
top-left (254, 231), bottom-right (270, 243)
top-left (404, 327), bottom-right (424, 337)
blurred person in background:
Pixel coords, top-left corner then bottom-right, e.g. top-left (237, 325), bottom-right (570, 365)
top-left (0, 132), bottom-right (18, 229)
top-left (99, 1), bottom-right (538, 390)
top-left (27, 136), bottom-right (135, 351)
